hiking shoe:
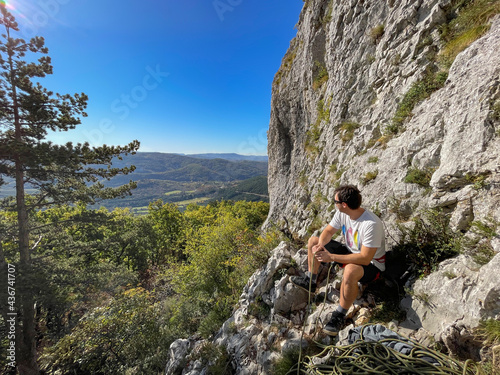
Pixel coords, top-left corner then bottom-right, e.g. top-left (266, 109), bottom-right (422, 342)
top-left (323, 311), bottom-right (346, 336)
top-left (290, 275), bottom-right (316, 294)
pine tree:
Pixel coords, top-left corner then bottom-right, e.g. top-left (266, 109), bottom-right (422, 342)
top-left (0, 6), bottom-right (139, 374)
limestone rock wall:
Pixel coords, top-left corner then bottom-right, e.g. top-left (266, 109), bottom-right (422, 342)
top-left (265, 0), bottom-right (500, 238)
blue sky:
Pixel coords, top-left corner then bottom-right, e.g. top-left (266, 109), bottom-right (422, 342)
top-left (6, 0), bottom-right (303, 155)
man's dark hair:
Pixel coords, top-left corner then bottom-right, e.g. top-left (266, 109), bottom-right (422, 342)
top-left (334, 185), bottom-right (362, 209)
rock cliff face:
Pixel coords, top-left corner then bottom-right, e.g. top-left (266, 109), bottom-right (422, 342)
top-left (165, 1), bottom-right (500, 373)
top-left (265, 0), bottom-right (499, 237)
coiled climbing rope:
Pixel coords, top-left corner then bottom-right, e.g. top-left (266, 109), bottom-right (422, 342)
top-left (290, 327), bottom-right (486, 375)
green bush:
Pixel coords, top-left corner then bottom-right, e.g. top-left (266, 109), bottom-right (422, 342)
top-left (196, 343), bottom-right (233, 375)
top-left (470, 217), bottom-right (499, 239)
top-left (170, 203), bottom-right (272, 338)
top-left (40, 288), bottom-right (176, 374)
top-left (247, 296), bottom-right (272, 320)
top-left (477, 319), bottom-right (500, 345)
top-left (404, 167), bottom-right (435, 187)
top-left (22, 199), bottom-right (272, 371)
top-left (471, 242), bottom-right (496, 265)
top-left (392, 209), bottom-right (462, 277)
top-left (272, 348), bottom-right (303, 375)
top-left (313, 61), bottom-right (328, 90)
top-left (466, 218), bottom-right (499, 265)
top-left (305, 122), bottom-right (322, 155)
top-left (361, 170), bottom-right (379, 185)
top-left (305, 99), bottom-right (330, 156)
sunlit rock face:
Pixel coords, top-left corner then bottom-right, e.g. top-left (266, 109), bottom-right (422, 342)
top-left (265, 0), bottom-right (500, 239)
top-left (165, 1), bottom-right (500, 373)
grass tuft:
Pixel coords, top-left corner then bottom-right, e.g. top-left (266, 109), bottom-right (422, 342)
top-left (404, 167), bottom-right (435, 187)
top-left (369, 24), bottom-right (385, 44)
top-left (339, 121), bottom-right (361, 143)
top-left (439, 0), bottom-right (500, 68)
top-left (388, 71), bottom-right (448, 134)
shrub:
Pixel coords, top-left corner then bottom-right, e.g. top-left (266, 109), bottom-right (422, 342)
top-left (471, 241), bottom-right (496, 266)
top-left (275, 42), bottom-right (299, 87)
top-left (299, 170), bottom-right (308, 186)
top-left (470, 217), bottom-right (499, 239)
top-left (321, 0), bottom-right (334, 25)
top-left (491, 99), bottom-right (500, 122)
top-left (313, 61), bottom-right (329, 90)
top-left (40, 288), bottom-right (176, 375)
top-left (475, 318), bottom-right (500, 374)
top-left (389, 70), bottom-right (448, 134)
top-left (170, 204), bottom-right (271, 338)
top-left (465, 217), bottom-right (499, 265)
top-left (477, 319), bottom-right (500, 345)
top-left (392, 209), bottom-right (463, 277)
top-left (404, 167), bottom-right (435, 187)
top-left (196, 343), bottom-right (233, 375)
top-left (387, 71), bottom-right (448, 134)
top-left (272, 348), bottom-right (302, 375)
top-left (305, 122), bottom-right (322, 156)
top-left (465, 172), bottom-right (489, 190)
top-left (305, 99), bottom-right (330, 156)
top-left (247, 296), bottom-right (271, 320)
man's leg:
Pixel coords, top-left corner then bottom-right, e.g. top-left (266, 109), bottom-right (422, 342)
top-left (290, 236), bottom-right (321, 293)
top-left (324, 263), bottom-right (364, 336)
top-left (292, 238), bottom-right (349, 293)
top-left (307, 236), bottom-right (321, 275)
top-left (339, 263), bottom-right (364, 310)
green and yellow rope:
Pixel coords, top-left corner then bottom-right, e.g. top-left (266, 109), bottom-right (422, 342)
top-left (290, 327), bottom-right (486, 375)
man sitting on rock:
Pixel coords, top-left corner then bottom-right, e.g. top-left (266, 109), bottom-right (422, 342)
top-left (290, 184), bottom-right (386, 336)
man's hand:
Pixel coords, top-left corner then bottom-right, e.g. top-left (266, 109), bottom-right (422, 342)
top-left (312, 244), bottom-right (324, 254)
top-left (314, 247), bottom-right (333, 263)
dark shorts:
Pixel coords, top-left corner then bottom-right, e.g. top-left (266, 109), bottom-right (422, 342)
top-left (324, 240), bottom-right (381, 283)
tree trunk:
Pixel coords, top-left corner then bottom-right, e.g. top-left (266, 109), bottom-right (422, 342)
top-left (10, 32), bottom-right (39, 371)
top-left (15, 161), bottom-right (39, 375)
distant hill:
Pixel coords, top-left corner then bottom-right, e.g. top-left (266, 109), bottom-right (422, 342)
top-left (212, 176), bottom-right (268, 202)
top-left (0, 152), bottom-right (269, 211)
top-left (105, 153), bottom-right (268, 211)
top-left (106, 152), bottom-right (267, 186)
top-left (183, 153), bottom-right (268, 162)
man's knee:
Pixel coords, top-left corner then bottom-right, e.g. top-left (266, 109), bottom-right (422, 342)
top-left (342, 264), bottom-right (364, 283)
top-left (308, 236), bottom-right (319, 247)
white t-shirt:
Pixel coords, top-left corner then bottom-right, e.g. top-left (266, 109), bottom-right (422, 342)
top-left (329, 209), bottom-right (386, 271)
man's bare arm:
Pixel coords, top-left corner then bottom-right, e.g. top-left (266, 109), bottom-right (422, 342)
top-left (315, 245), bottom-right (377, 266)
top-left (313, 225), bottom-right (338, 253)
